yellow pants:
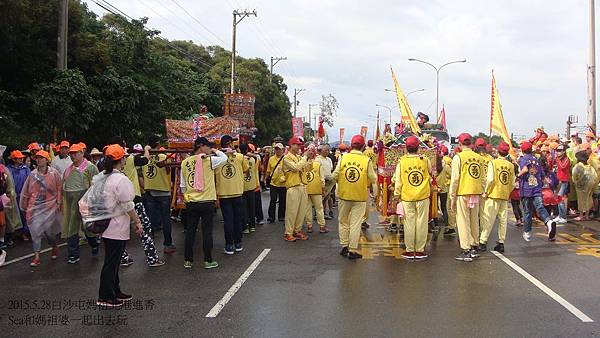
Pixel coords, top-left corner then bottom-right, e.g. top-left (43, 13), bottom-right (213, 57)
top-left (480, 198), bottom-right (508, 244)
top-left (285, 185), bottom-right (309, 235)
top-left (362, 201), bottom-right (370, 223)
top-left (447, 196), bottom-right (456, 229)
top-left (456, 196), bottom-right (479, 250)
top-left (338, 199), bottom-right (366, 251)
top-left (305, 194), bottom-right (325, 226)
top-left (402, 199), bottom-right (430, 252)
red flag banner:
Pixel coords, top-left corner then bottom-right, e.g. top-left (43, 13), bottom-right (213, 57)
top-left (318, 116), bottom-right (325, 139)
top-left (292, 117), bottom-right (304, 137)
top-left (339, 128), bottom-right (345, 144)
top-left (438, 105), bottom-right (447, 130)
top-left (360, 126), bottom-right (368, 138)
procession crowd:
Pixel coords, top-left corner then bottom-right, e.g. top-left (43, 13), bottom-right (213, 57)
top-left (0, 127), bottom-right (598, 307)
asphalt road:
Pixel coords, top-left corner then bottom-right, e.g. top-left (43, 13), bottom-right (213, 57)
top-left (2, 193), bottom-right (600, 337)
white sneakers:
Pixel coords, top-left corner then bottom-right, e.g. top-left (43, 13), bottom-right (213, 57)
top-left (553, 216), bottom-right (568, 224)
top-left (522, 232), bottom-right (532, 242)
top-left (0, 249), bottom-right (6, 266)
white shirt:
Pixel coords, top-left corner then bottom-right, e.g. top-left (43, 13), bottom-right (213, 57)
top-left (316, 155), bottom-right (333, 180)
top-left (51, 156), bottom-right (73, 177)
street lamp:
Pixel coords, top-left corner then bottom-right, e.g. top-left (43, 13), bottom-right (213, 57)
top-left (408, 58), bottom-right (466, 122)
top-left (375, 104), bottom-right (392, 125)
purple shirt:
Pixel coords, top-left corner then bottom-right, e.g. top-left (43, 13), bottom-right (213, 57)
top-left (518, 154), bottom-right (544, 198)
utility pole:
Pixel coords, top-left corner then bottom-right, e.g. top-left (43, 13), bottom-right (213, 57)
top-left (270, 57), bottom-right (287, 83)
top-left (293, 88), bottom-right (305, 117)
top-left (57, 0), bottom-right (68, 69)
top-left (308, 103), bottom-right (319, 140)
top-left (231, 9), bottom-right (257, 94)
top-left (589, 0), bottom-right (597, 134)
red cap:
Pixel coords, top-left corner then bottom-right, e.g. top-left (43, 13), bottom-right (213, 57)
top-left (485, 144), bottom-right (493, 152)
top-left (457, 133), bottom-right (472, 145)
top-left (69, 144), bottom-right (84, 153)
top-left (9, 150), bottom-right (25, 159)
top-left (520, 141), bottom-right (533, 152)
top-left (59, 140), bottom-right (70, 148)
top-left (288, 136), bottom-right (304, 146)
top-left (77, 142), bottom-right (87, 150)
top-left (439, 145), bottom-right (449, 155)
top-left (351, 135), bottom-right (365, 146)
top-left (475, 138), bottom-right (487, 147)
top-left (338, 143), bottom-right (348, 151)
top-left (497, 141), bottom-right (510, 154)
top-left (405, 136), bottom-right (420, 149)
top-left (105, 144), bottom-right (126, 160)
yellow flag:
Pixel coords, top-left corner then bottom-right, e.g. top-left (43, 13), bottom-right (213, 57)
top-left (490, 71), bottom-right (516, 157)
top-left (391, 67), bottom-right (421, 134)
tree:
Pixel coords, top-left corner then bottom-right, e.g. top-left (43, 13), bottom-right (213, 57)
top-left (319, 94), bottom-right (339, 127)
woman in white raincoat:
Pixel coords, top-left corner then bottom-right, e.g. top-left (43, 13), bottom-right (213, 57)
top-left (20, 150), bottom-right (62, 267)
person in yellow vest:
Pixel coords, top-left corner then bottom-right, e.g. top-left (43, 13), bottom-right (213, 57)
top-left (240, 143), bottom-right (260, 234)
top-left (332, 135), bottom-right (378, 259)
top-left (479, 141), bottom-right (514, 253)
top-left (303, 145), bottom-right (329, 234)
top-left (143, 135), bottom-right (175, 254)
top-left (216, 135), bottom-right (250, 254)
top-left (474, 138), bottom-right (492, 238)
top-left (265, 143), bottom-right (286, 223)
top-left (437, 146), bottom-right (456, 237)
top-left (180, 137), bottom-right (227, 269)
top-left (449, 133), bottom-right (483, 262)
top-left (109, 136), bottom-right (164, 268)
top-left (394, 136), bottom-right (432, 260)
top-left (282, 136), bottom-right (312, 242)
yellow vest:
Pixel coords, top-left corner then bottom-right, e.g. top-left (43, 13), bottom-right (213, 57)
top-left (480, 153), bottom-right (493, 181)
top-left (267, 155), bottom-right (285, 187)
top-left (488, 158), bottom-right (514, 201)
top-left (337, 152), bottom-right (369, 202)
top-left (399, 155), bottom-right (431, 201)
top-left (304, 161), bottom-right (322, 195)
top-left (181, 155), bottom-right (217, 203)
top-left (123, 155), bottom-right (141, 197)
top-left (457, 149), bottom-right (483, 196)
top-left (283, 153), bottom-right (306, 188)
top-left (143, 154), bottom-right (171, 192)
top-left (364, 147), bottom-right (377, 166)
top-left (243, 156), bottom-right (259, 192)
top-left (215, 153), bottom-right (245, 198)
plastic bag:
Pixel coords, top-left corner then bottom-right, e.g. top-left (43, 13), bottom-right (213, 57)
top-left (79, 173), bottom-right (133, 224)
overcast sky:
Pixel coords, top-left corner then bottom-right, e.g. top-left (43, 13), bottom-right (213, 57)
top-left (84, 0), bottom-right (594, 140)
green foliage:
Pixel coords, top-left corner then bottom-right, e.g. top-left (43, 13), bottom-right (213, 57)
top-left (0, 0), bottom-right (292, 148)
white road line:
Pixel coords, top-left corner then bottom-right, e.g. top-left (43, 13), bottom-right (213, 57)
top-left (206, 248), bottom-right (271, 318)
top-left (1, 243), bottom-right (68, 267)
top-left (491, 250), bottom-right (594, 323)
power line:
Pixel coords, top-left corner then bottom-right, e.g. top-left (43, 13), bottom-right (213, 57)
top-left (169, 0), bottom-right (229, 46)
top-left (152, 0), bottom-right (217, 45)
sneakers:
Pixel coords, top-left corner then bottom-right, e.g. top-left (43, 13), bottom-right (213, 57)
top-left (307, 225), bottom-right (313, 233)
top-left (120, 257), bottom-right (134, 267)
top-left (96, 299), bottom-right (124, 308)
top-left (319, 226), bottom-right (330, 233)
top-left (203, 261), bottom-right (219, 269)
top-left (554, 217), bottom-right (568, 224)
top-left (339, 247), bottom-right (349, 257)
top-left (0, 249), bottom-right (5, 266)
top-left (224, 245), bottom-right (235, 254)
top-left (294, 231), bottom-right (309, 241)
top-left (401, 251), bottom-right (415, 260)
top-left (477, 243), bottom-right (487, 252)
top-left (67, 256), bottom-right (80, 264)
top-left (149, 259), bottom-right (165, 267)
top-left (267, 219), bottom-right (275, 224)
top-left (164, 245), bottom-right (177, 254)
top-left (469, 247), bottom-right (480, 258)
top-left (257, 220), bottom-right (265, 225)
top-left (116, 292), bottom-right (132, 302)
top-left (328, 210), bottom-right (334, 218)
top-left (414, 252), bottom-right (428, 259)
top-left (493, 242), bottom-right (505, 253)
top-left (184, 261), bottom-right (193, 269)
top-left (324, 215), bottom-right (333, 220)
top-left (242, 228), bottom-right (250, 234)
top-left (347, 251), bottom-right (363, 259)
top-left (455, 250), bottom-right (473, 262)
top-left (522, 231), bottom-right (532, 242)
top-left (284, 234), bottom-right (297, 242)
top-left (361, 222), bottom-right (370, 230)
top-left (387, 224), bottom-right (398, 232)
top-left (30, 257), bottom-right (41, 267)
top-left (234, 243), bottom-right (243, 252)
top-left (51, 246), bottom-right (59, 260)
top-left (546, 219), bottom-right (557, 241)
top-left (249, 226), bottom-right (256, 233)
top-left (443, 228), bottom-right (456, 236)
